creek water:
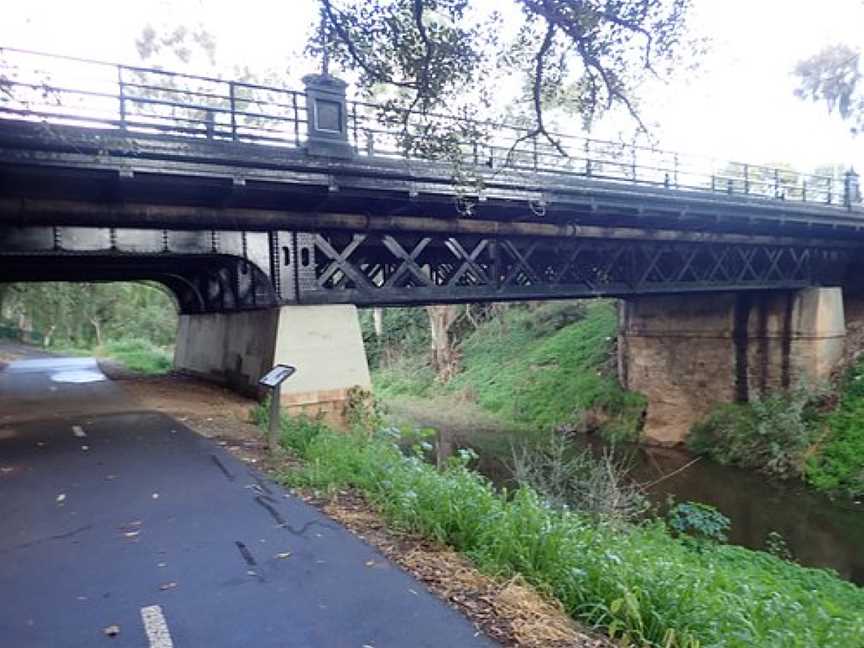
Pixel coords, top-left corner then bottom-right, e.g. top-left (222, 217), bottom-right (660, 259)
top-left (477, 438), bottom-right (864, 585)
top-left (390, 399), bottom-right (864, 586)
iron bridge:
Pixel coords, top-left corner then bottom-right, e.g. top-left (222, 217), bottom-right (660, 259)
top-left (0, 47), bottom-right (862, 312)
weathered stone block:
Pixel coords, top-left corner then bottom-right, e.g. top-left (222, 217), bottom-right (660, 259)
top-left (619, 288), bottom-right (845, 445)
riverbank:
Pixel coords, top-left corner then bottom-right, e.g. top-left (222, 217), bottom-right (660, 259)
top-left (368, 300), bottom-right (864, 500)
top-left (383, 394), bottom-right (864, 585)
top-left (267, 411), bottom-right (864, 648)
top-left (371, 301), bottom-right (645, 443)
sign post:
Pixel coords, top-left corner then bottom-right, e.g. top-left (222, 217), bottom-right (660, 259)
top-left (258, 364), bottom-right (297, 451)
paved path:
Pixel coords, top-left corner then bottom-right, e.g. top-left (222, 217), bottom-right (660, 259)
top-left (0, 357), bottom-right (495, 647)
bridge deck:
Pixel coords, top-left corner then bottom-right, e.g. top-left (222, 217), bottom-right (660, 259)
top-left (1, 47), bottom-right (862, 310)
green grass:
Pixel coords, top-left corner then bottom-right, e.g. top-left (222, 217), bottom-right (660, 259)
top-left (373, 301), bottom-right (646, 443)
top-left (102, 338), bottom-right (172, 374)
top-left (273, 415), bottom-right (864, 648)
top-left (373, 353), bottom-right (437, 400)
top-left (52, 337), bottom-right (173, 375)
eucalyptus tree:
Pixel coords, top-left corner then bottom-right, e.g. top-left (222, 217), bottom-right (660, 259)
top-left (315, 0), bottom-right (696, 158)
top-left (795, 44), bottom-right (863, 135)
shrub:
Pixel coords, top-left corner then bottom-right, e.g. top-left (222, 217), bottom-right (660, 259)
top-left (667, 501), bottom-right (730, 543)
top-left (510, 434), bottom-right (648, 525)
top-left (806, 360), bottom-right (864, 497)
top-left (764, 530), bottom-right (795, 562)
top-left (688, 387), bottom-right (820, 480)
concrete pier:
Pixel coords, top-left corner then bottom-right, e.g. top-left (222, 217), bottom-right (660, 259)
top-left (174, 304), bottom-right (371, 425)
top-left (618, 288), bottom-right (846, 445)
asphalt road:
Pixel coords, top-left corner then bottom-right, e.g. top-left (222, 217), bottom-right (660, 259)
top-left (0, 357), bottom-right (495, 647)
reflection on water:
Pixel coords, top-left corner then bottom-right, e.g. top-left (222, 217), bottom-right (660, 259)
top-left (467, 432), bottom-right (864, 585)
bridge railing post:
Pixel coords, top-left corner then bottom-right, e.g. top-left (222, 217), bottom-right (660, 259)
top-left (205, 109), bottom-right (215, 139)
top-left (117, 65), bottom-right (127, 129)
top-left (228, 81), bottom-right (237, 141)
top-left (844, 168), bottom-right (860, 209)
top-left (584, 139), bottom-right (592, 177)
top-left (673, 153), bottom-right (679, 188)
top-left (302, 73), bottom-right (353, 159)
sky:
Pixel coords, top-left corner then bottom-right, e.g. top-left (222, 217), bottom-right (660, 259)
top-left (1, 0), bottom-right (862, 174)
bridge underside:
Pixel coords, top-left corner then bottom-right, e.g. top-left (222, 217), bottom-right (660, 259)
top-left (1, 121), bottom-right (861, 310)
top-left (1, 122), bottom-right (862, 438)
top-left (0, 224), bottom-right (852, 311)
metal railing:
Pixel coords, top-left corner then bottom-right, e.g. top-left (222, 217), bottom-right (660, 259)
top-left (1, 46), bottom-right (860, 209)
top-left (0, 47), bottom-right (308, 147)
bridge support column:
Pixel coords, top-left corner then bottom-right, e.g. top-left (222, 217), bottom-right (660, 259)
top-left (618, 288), bottom-right (845, 445)
top-left (174, 305), bottom-right (371, 427)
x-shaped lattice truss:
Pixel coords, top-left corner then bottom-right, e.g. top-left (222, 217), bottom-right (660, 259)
top-left (285, 232), bottom-right (848, 305)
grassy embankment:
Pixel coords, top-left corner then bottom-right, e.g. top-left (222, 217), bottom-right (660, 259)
top-left (55, 338), bottom-right (173, 374)
top-left (372, 299), bottom-right (864, 498)
top-left (266, 411), bottom-right (864, 648)
top-left (373, 301), bottom-right (646, 443)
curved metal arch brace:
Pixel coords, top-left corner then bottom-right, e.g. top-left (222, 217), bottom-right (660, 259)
top-left (151, 273), bottom-right (208, 315)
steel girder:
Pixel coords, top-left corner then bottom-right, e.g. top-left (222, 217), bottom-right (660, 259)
top-left (0, 225), bottom-right (851, 311)
top-left (296, 231), bottom-right (848, 305)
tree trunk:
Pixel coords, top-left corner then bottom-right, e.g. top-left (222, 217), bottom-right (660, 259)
top-left (372, 307), bottom-right (384, 338)
top-left (43, 324), bottom-right (56, 349)
top-left (90, 318), bottom-right (103, 347)
top-left (426, 305), bottom-right (460, 382)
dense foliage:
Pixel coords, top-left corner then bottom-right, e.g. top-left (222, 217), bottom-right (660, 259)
top-left (688, 387), bottom-right (821, 481)
top-left (271, 414), bottom-right (864, 648)
top-left (368, 300), bottom-right (645, 442)
top-left (689, 362), bottom-right (864, 498)
top-left (807, 359), bottom-right (864, 497)
top-left (0, 282), bottom-right (177, 374)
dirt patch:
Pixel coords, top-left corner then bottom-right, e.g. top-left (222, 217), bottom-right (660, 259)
top-left (108, 368), bottom-right (258, 431)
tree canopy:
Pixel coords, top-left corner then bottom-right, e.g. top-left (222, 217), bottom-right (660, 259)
top-left (316, 0), bottom-right (695, 151)
top-left (795, 44), bottom-right (863, 134)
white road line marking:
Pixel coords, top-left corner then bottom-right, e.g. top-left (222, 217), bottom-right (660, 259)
top-left (140, 605), bottom-right (174, 648)
top-left (72, 425), bottom-right (86, 438)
